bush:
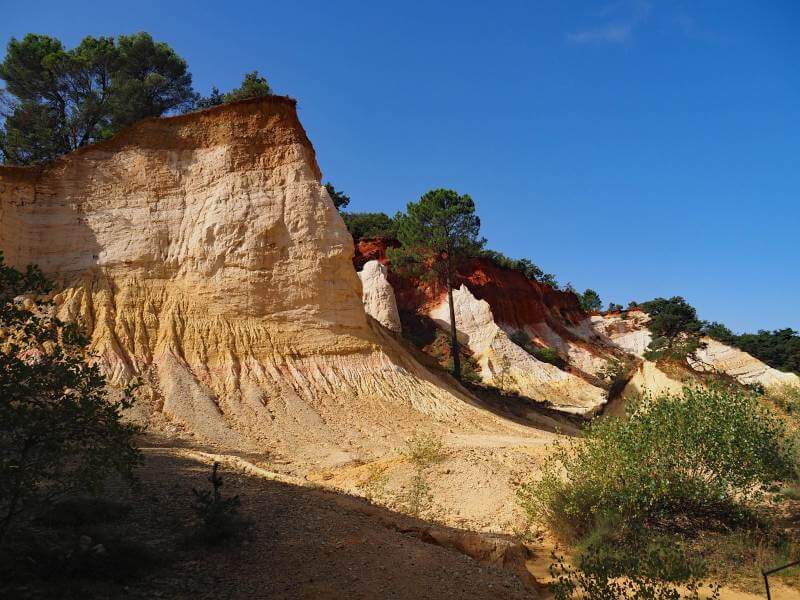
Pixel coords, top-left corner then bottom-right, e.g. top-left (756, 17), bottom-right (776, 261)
top-left (518, 386), bottom-right (796, 540)
top-left (478, 249), bottom-right (559, 288)
top-left (549, 549), bottom-right (720, 600)
top-left (0, 254), bottom-right (140, 542)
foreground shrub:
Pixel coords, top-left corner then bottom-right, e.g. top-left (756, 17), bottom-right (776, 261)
top-left (549, 550), bottom-right (720, 600)
top-left (518, 386), bottom-right (795, 540)
top-left (0, 254), bottom-right (140, 543)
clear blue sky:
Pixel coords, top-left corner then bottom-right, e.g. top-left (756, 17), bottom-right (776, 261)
top-left (2, 0), bottom-right (798, 333)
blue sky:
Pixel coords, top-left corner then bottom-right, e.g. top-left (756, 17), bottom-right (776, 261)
top-left (2, 1), bottom-right (798, 332)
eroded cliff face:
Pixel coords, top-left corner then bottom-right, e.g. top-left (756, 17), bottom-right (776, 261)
top-left (353, 239), bottom-right (620, 409)
top-left (592, 310), bottom-right (800, 390)
top-left (0, 98), bottom-right (520, 466)
top-left (429, 285), bottom-right (607, 414)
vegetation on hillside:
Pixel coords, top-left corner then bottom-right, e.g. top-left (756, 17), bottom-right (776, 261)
top-left (705, 322), bottom-right (800, 375)
top-left (519, 385), bottom-right (799, 592)
top-left (578, 288), bottom-right (602, 313)
top-left (639, 297), bottom-right (706, 361)
top-left (0, 253), bottom-right (140, 542)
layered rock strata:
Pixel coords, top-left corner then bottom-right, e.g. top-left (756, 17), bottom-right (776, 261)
top-left (0, 97), bottom-right (521, 465)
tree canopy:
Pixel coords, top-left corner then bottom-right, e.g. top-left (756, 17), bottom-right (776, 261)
top-left (0, 33), bottom-right (195, 164)
top-left (579, 289), bottom-right (602, 313)
top-left (639, 296), bottom-right (705, 361)
top-left (389, 189), bottom-right (485, 378)
top-left (324, 182), bottom-right (350, 210)
top-left (195, 70), bottom-right (271, 109)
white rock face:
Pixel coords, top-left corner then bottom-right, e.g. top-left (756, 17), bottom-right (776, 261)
top-left (593, 311), bottom-right (800, 390)
top-left (429, 285), bottom-right (607, 415)
top-left (358, 260), bottom-right (401, 333)
top-left (591, 311), bottom-right (652, 357)
top-left (691, 337), bottom-right (800, 388)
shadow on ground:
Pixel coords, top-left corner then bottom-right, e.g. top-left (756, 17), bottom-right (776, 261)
top-left (1, 447), bottom-right (541, 600)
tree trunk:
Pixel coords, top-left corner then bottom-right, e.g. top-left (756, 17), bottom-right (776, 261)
top-left (446, 275), bottom-right (461, 380)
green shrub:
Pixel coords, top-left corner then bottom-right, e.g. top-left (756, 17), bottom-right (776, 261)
top-left (518, 386), bottom-right (795, 540)
top-left (549, 549), bottom-right (720, 600)
top-left (509, 330), bottom-right (568, 370)
top-left (532, 346), bottom-right (568, 370)
top-left (766, 383), bottom-right (800, 415)
top-left (0, 254), bottom-right (141, 543)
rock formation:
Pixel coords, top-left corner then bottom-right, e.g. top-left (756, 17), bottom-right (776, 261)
top-left (429, 285), bottom-right (607, 414)
top-left (691, 337), bottom-right (800, 388)
top-left (592, 310), bottom-right (800, 390)
top-left (0, 97), bottom-right (527, 466)
top-left (358, 260), bottom-right (402, 332)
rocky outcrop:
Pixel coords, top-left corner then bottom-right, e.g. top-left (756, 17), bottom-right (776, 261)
top-left (429, 285), bottom-right (607, 414)
top-left (590, 310), bottom-right (653, 357)
top-left (354, 239), bottom-right (621, 393)
top-left (592, 310), bottom-right (800, 391)
top-left (691, 337), bottom-right (800, 388)
top-left (358, 260), bottom-right (401, 332)
top-left (0, 97), bottom-right (527, 465)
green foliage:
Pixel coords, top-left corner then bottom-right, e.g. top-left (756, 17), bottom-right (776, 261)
top-left (509, 330), bottom-right (568, 370)
top-left (191, 462), bottom-right (244, 544)
top-left (532, 346), bottom-right (568, 370)
top-left (195, 71), bottom-right (271, 110)
top-left (0, 33), bottom-right (194, 164)
top-left (706, 323), bottom-right (800, 376)
top-left (640, 297), bottom-right (705, 361)
top-left (222, 70), bottom-right (270, 103)
top-left (477, 249), bottom-right (559, 288)
top-left (389, 189), bottom-right (485, 282)
top-left (765, 383), bottom-right (800, 416)
top-left (0, 253), bottom-right (141, 542)
top-left (549, 548), bottom-right (720, 600)
top-left (324, 182), bottom-right (350, 210)
top-left (518, 386), bottom-right (795, 541)
top-left (579, 288), bottom-right (603, 313)
top-left (341, 211), bottom-right (397, 239)
top-left (607, 302), bottom-right (624, 312)
top-left (388, 189), bottom-right (485, 379)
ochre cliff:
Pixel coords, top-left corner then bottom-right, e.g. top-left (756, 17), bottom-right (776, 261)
top-left (0, 98), bottom-right (526, 466)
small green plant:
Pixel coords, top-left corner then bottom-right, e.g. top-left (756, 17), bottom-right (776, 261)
top-left (191, 462), bottom-right (244, 544)
top-left (509, 330), bottom-right (568, 370)
top-left (402, 432), bottom-right (445, 517)
top-left (532, 346), bottom-right (567, 370)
